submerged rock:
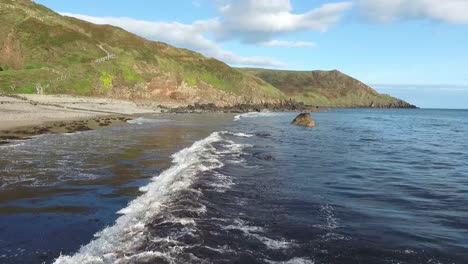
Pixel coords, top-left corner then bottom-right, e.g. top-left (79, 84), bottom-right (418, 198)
top-left (292, 113), bottom-right (315, 127)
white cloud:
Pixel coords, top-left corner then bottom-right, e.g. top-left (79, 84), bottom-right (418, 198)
top-left (259, 40), bottom-right (317, 48)
top-left (61, 13), bottom-right (284, 67)
top-left (59, 1), bottom-right (352, 67)
top-left (358, 0), bottom-right (468, 24)
top-left (216, 0), bottom-right (353, 42)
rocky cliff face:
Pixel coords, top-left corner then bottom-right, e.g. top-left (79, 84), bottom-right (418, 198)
top-left (0, 31), bottom-right (24, 70)
top-left (240, 68), bottom-right (416, 108)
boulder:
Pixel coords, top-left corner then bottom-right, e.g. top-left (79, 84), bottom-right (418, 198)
top-left (292, 113), bottom-right (315, 127)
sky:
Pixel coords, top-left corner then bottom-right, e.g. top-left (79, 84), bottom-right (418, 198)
top-left (34, 0), bottom-right (468, 109)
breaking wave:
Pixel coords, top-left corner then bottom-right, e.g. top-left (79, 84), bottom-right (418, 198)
top-left (233, 112), bottom-right (283, 121)
top-left (127, 117), bottom-right (170, 125)
top-left (53, 131), bottom-right (249, 264)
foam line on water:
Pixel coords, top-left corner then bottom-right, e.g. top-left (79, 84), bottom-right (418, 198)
top-left (127, 117), bottom-right (170, 125)
top-left (223, 218), bottom-right (295, 250)
top-left (0, 141), bottom-right (25, 149)
top-left (53, 131), bottom-right (229, 264)
top-left (233, 112), bottom-right (282, 121)
top-left (221, 131), bottom-right (254, 138)
top-left (265, 257), bottom-right (315, 264)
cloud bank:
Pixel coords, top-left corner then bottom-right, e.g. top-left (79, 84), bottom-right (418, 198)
top-left (259, 40), bottom-right (317, 48)
top-left (216, 0), bottom-right (352, 43)
top-left (358, 0), bottom-right (468, 24)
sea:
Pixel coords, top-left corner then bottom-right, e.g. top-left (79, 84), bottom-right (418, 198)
top-left (0, 109), bottom-right (467, 264)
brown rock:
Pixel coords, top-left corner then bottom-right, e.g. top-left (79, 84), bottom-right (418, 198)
top-left (292, 113), bottom-right (315, 127)
top-left (0, 31), bottom-right (24, 70)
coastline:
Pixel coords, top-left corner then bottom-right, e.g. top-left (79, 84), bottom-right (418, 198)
top-left (0, 93), bottom-right (314, 144)
top-left (0, 92), bottom-right (414, 145)
top-left (0, 94), bottom-right (161, 144)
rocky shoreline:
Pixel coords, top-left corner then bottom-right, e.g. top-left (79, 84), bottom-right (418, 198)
top-left (0, 94), bottom-right (418, 147)
top-left (0, 116), bottom-right (132, 145)
top-left (162, 100), bottom-right (416, 114)
top-left (0, 94), bottom-right (157, 146)
top-left (164, 101), bottom-right (321, 113)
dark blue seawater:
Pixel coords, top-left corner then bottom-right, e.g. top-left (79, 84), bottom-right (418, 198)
top-left (1, 110), bottom-right (468, 263)
top-left (223, 109), bottom-right (468, 263)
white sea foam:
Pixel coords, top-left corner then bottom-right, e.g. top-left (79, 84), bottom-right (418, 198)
top-left (206, 171), bottom-right (235, 193)
top-left (215, 140), bottom-right (251, 155)
top-left (233, 111), bottom-right (282, 121)
top-left (0, 141), bottom-right (25, 149)
top-left (63, 132), bottom-right (81, 136)
top-left (221, 131), bottom-right (254, 138)
top-left (127, 117), bottom-right (170, 125)
top-left (53, 131), bottom-right (246, 264)
top-left (224, 219), bottom-right (295, 250)
top-left (265, 257), bottom-right (315, 264)
top-left (158, 216), bottom-right (196, 226)
top-left (314, 204), bottom-right (350, 242)
top-left (315, 204), bottom-right (339, 230)
top-left (58, 172), bottom-right (101, 182)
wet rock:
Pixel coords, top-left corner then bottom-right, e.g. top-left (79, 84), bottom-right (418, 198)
top-left (0, 135), bottom-right (22, 140)
top-left (292, 113), bottom-right (315, 127)
top-left (169, 100), bottom-right (320, 113)
top-left (73, 125), bottom-right (91, 132)
top-left (255, 132), bottom-right (271, 138)
top-left (256, 154), bottom-right (276, 161)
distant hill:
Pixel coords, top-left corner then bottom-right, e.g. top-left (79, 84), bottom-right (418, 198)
top-left (240, 68), bottom-right (416, 108)
top-left (0, 0), bottom-right (414, 108)
top-left (0, 0), bottom-right (285, 106)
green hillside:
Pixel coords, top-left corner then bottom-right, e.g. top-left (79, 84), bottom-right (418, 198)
top-left (0, 0), bottom-right (414, 108)
top-left (240, 68), bottom-right (415, 108)
top-left (0, 0), bottom-right (285, 105)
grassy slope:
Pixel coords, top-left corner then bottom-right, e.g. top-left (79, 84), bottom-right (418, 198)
top-left (240, 68), bottom-right (415, 108)
top-left (0, 0), bottom-right (284, 102)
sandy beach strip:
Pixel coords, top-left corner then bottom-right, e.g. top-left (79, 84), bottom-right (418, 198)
top-left (0, 94), bottom-right (161, 143)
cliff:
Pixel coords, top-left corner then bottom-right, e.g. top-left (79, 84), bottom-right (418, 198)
top-left (240, 68), bottom-right (416, 108)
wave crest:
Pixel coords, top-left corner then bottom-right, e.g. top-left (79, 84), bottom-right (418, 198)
top-left (54, 131), bottom-right (244, 264)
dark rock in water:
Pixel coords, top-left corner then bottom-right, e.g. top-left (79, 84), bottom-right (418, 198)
top-left (258, 154), bottom-right (276, 161)
top-left (0, 135), bottom-right (22, 140)
top-left (292, 113), bottom-right (315, 127)
top-left (255, 132), bottom-right (271, 138)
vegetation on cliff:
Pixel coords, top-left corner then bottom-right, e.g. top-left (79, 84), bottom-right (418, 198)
top-left (240, 68), bottom-right (415, 108)
top-left (0, 0), bottom-right (284, 105)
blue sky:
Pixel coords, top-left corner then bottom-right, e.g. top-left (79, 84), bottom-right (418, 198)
top-left (34, 0), bottom-right (468, 109)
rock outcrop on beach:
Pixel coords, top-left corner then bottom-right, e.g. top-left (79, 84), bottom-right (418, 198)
top-left (292, 113), bottom-right (316, 127)
top-left (240, 68), bottom-right (416, 108)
